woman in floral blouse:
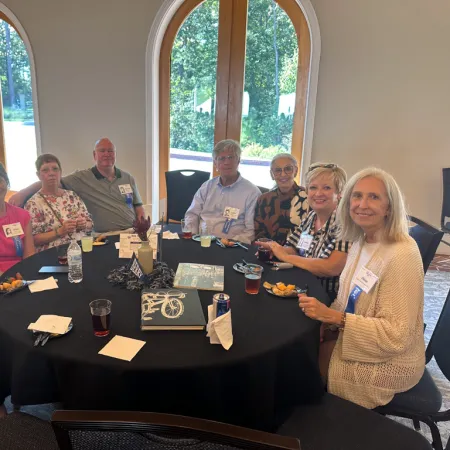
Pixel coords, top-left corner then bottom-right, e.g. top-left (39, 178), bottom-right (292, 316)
top-left (25, 154), bottom-right (93, 252)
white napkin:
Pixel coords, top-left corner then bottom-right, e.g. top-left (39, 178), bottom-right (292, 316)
top-left (206, 305), bottom-right (233, 350)
top-left (29, 277), bottom-right (58, 293)
top-left (28, 315), bottom-right (71, 334)
top-left (115, 242), bottom-right (120, 249)
top-left (162, 231), bottom-right (180, 239)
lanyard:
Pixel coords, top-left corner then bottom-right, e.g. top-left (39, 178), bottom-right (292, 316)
top-left (345, 285), bottom-right (363, 314)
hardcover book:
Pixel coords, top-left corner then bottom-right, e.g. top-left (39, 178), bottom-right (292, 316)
top-left (173, 263), bottom-right (224, 291)
top-left (141, 288), bottom-right (206, 331)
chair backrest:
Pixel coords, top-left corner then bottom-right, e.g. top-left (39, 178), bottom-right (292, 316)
top-left (441, 168), bottom-right (450, 230)
top-left (165, 170), bottom-right (210, 222)
top-left (51, 410), bottom-right (300, 450)
top-left (257, 186), bottom-right (270, 194)
top-left (408, 216), bottom-right (444, 274)
top-left (426, 287), bottom-right (450, 379)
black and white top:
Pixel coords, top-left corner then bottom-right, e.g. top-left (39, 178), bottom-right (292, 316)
top-left (286, 210), bottom-right (351, 296)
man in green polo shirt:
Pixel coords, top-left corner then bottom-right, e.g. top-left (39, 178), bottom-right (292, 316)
top-left (9, 138), bottom-right (145, 233)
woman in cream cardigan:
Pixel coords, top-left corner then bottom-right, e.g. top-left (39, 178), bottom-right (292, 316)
top-left (298, 167), bottom-right (425, 408)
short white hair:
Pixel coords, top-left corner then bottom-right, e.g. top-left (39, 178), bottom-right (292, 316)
top-left (337, 167), bottom-right (410, 243)
top-left (213, 139), bottom-right (241, 160)
top-left (270, 153), bottom-right (298, 168)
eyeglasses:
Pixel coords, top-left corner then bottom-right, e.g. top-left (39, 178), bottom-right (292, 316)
top-left (216, 155), bottom-right (236, 163)
top-left (307, 163), bottom-right (337, 173)
top-left (40, 167), bottom-right (61, 174)
top-left (272, 165), bottom-right (295, 176)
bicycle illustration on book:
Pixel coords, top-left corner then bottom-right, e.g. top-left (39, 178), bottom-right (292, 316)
top-left (141, 289), bottom-right (186, 320)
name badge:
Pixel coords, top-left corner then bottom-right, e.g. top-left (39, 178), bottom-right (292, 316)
top-left (223, 207), bottom-right (239, 220)
top-left (296, 232), bottom-right (313, 251)
top-left (118, 184), bottom-right (133, 195)
top-left (3, 223), bottom-right (24, 238)
top-left (354, 266), bottom-right (379, 294)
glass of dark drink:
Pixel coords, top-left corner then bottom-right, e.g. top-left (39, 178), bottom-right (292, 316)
top-left (180, 219), bottom-right (192, 239)
top-left (89, 299), bottom-right (112, 337)
top-left (57, 245), bottom-right (68, 265)
top-left (244, 265), bottom-right (263, 295)
top-left (256, 238), bottom-right (272, 263)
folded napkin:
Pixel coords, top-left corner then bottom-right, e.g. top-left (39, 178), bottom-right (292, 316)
top-left (162, 231), bottom-right (180, 240)
top-left (29, 277), bottom-right (58, 293)
top-left (28, 315), bottom-right (72, 334)
top-left (206, 305), bottom-right (233, 350)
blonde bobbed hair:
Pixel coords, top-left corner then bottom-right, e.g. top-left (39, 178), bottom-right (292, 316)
top-left (337, 167), bottom-right (409, 243)
top-left (305, 163), bottom-right (347, 195)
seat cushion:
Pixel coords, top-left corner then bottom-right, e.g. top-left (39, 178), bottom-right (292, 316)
top-left (277, 393), bottom-right (432, 450)
top-left (0, 412), bottom-right (58, 450)
top-left (380, 368), bottom-right (442, 415)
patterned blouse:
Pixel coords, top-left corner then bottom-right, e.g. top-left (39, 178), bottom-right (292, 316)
top-left (254, 183), bottom-right (309, 244)
top-left (286, 210), bottom-right (351, 296)
top-left (25, 189), bottom-right (92, 252)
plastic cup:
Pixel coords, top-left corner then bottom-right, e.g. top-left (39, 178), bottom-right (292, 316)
top-left (244, 265), bottom-right (263, 295)
top-left (81, 236), bottom-right (93, 252)
top-left (89, 299), bottom-right (111, 337)
top-left (180, 219), bottom-right (192, 239)
top-left (200, 223), bottom-right (211, 248)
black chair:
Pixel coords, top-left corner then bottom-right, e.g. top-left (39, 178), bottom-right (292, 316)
top-left (51, 410), bottom-right (300, 450)
top-left (278, 393), bottom-right (432, 450)
top-left (0, 411), bottom-right (59, 449)
top-left (408, 215), bottom-right (444, 273)
top-left (257, 186), bottom-right (270, 194)
top-left (376, 287), bottom-right (450, 450)
top-left (165, 170), bottom-right (210, 222)
top-left (441, 168), bottom-right (450, 247)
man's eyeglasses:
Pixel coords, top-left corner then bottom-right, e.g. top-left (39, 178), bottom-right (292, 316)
top-left (216, 155), bottom-right (236, 163)
top-left (272, 165), bottom-right (295, 176)
top-left (307, 163), bottom-right (337, 173)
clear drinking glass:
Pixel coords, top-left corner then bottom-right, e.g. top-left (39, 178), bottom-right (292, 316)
top-left (244, 264), bottom-right (263, 295)
top-left (200, 222), bottom-right (211, 248)
top-left (81, 236), bottom-right (93, 252)
top-left (180, 219), bottom-right (192, 239)
top-left (89, 299), bottom-right (112, 337)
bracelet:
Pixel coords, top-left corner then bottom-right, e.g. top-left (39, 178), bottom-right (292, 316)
top-left (338, 312), bottom-right (346, 331)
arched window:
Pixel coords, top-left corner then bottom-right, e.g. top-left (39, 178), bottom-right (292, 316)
top-left (0, 7), bottom-right (40, 191)
top-left (154, 0), bottom-right (318, 208)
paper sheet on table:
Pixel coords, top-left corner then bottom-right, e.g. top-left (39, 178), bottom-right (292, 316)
top-left (28, 315), bottom-right (72, 334)
top-left (98, 335), bottom-right (146, 362)
top-left (28, 277), bottom-right (58, 293)
top-left (206, 305), bottom-right (233, 350)
top-left (118, 233), bottom-right (158, 259)
top-left (163, 231), bottom-right (180, 239)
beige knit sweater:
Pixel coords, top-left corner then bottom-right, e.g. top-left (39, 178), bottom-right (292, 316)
top-left (328, 235), bottom-right (425, 409)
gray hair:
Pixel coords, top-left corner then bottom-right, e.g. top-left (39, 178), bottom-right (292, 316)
top-left (270, 153), bottom-right (298, 168)
top-left (213, 139), bottom-right (242, 160)
top-left (306, 162), bottom-right (347, 194)
top-left (337, 167), bottom-right (409, 243)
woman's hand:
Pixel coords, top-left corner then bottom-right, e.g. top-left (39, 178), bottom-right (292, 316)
top-left (254, 240), bottom-right (272, 250)
top-left (59, 219), bottom-right (77, 236)
top-left (298, 295), bottom-right (341, 324)
top-left (269, 242), bottom-right (289, 261)
top-left (76, 217), bottom-right (87, 231)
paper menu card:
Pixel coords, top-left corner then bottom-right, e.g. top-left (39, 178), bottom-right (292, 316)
top-left (28, 277), bottom-right (58, 293)
top-left (118, 234), bottom-right (158, 259)
top-left (28, 315), bottom-right (72, 335)
top-left (206, 306), bottom-right (233, 350)
top-left (98, 335), bottom-right (146, 361)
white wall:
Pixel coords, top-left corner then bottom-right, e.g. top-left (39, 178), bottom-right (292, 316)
top-left (3, 0), bottom-right (450, 249)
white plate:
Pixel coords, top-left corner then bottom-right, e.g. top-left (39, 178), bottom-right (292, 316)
top-left (192, 234), bottom-right (216, 242)
top-left (233, 263), bottom-right (264, 274)
top-left (216, 239), bottom-right (238, 248)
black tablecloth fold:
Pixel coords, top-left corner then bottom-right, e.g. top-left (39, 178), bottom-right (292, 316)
top-left (0, 230), bottom-right (330, 430)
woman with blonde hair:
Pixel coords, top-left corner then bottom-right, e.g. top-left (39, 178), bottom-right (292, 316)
top-left (257, 162), bottom-right (350, 298)
top-left (298, 167), bottom-right (425, 408)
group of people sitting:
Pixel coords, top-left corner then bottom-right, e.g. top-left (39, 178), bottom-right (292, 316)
top-left (0, 138), bottom-right (424, 417)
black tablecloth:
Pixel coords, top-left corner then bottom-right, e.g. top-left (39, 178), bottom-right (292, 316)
top-left (0, 229), bottom-right (330, 431)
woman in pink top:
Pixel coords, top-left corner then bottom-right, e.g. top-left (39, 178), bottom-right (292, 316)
top-left (0, 163), bottom-right (35, 417)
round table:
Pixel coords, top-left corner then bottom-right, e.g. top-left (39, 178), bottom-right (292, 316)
top-left (0, 230), bottom-right (330, 431)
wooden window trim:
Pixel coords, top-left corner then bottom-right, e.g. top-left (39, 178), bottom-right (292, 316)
top-left (159, 0), bottom-right (311, 197)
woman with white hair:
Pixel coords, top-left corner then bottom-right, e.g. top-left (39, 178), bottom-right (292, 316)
top-left (254, 153), bottom-right (308, 244)
top-left (298, 167), bottom-right (425, 408)
top-left (257, 162), bottom-right (350, 298)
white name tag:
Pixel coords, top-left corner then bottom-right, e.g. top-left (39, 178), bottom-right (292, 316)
top-left (296, 232), bottom-right (313, 251)
top-left (223, 207), bottom-right (240, 220)
top-left (3, 223), bottom-right (24, 238)
top-left (354, 266), bottom-right (379, 294)
top-left (118, 184), bottom-right (133, 195)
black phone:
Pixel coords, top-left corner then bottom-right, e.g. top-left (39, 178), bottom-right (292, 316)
top-left (38, 266), bottom-right (69, 274)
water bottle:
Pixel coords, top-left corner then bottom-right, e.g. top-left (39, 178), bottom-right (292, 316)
top-left (67, 240), bottom-right (83, 283)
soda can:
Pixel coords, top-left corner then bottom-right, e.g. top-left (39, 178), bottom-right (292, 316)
top-left (213, 293), bottom-right (230, 318)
